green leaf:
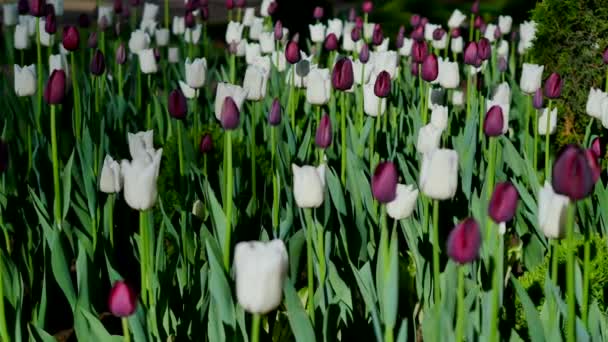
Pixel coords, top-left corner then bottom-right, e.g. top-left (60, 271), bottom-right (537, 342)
top-left (50, 230), bottom-right (76, 308)
top-left (205, 240), bottom-right (235, 328)
top-left (511, 277), bottom-right (546, 342)
top-left (326, 167), bottom-right (346, 215)
top-left (283, 280), bottom-right (316, 342)
top-left (62, 150), bottom-right (75, 220)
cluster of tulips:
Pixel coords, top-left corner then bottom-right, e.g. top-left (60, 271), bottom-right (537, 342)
top-left (1, 0), bottom-right (608, 340)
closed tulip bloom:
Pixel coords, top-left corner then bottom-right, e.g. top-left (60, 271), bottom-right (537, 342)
top-left (351, 26), bottom-right (361, 43)
top-left (199, 134), bottom-right (213, 153)
top-left (374, 71), bottom-right (391, 98)
top-left (372, 24), bottom-right (383, 46)
top-left (484, 24), bottom-right (498, 43)
top-left (168, 89), bottom-right (187, 119)
top-left (14, 24), bottom-right (30, 50)
top-left (451, 36), bottom-right (463, 54)
top-left (168, 47), bottom-right (180, 63)
top-left (359, 43), bottom-right (370, 63)
top-left (591, 137), bottom-right (604, 159)
top-left (309, 23), bottom-right (325, 43)
top-left (214, 83), bottom-right (247, 121)
top-left (585, 149), bottom-right (601, 184)
top-left (49, 53), bottom-right (67, 73)
top-left (154, 28), bottom-right (169, 46)
top-left (268, 98), bottom-right (281, 126)
top-left (14, 64), bottom-right (37, 97)
top-left (292, 163), bottom-right (326, 208)
top-left (312, 5), bottom-right (323, 20)
top-left (519, 63), bottom-right (544, 94)
top-left (100, 155), bottom-right (122, 193)
top-left (447, 218), bottom-right (481, 264)
top-left (38, 19), bottom-right (53, 46)
top-left (314, 114), bottom-right (332, 149)
top-left (477, 38), bottom-right (491, 60)
top-left (538, 181), bottom-right (570, 239)
top-left (399, 37), bottom-right (413, 57)
top-left (115, 43), bottom-right (126, 64)
top-left (324, 33), bottom-right (338, 51)
top-left (439, 59), bottom-right (459, 89)
top-left (431, 28), bottom-right (447, 50)
top-left (474, 16), bottom-right (483, 30)
top-left (363, 83), bottom-right (386, 117)
top-left (372, 161), bottom-right (398, 203)
top-left (220, 97), bottom-right (240, 130)
top-left (128, 29), bottom-right (149, 53)
top-left (361, 1), bottom-right (372, 13)
top-left (261, 0), bottom-right (275, 16)
top-left (3, 3), bottom-right (18, 26)
top-left (62, 25), bottom-right (79, 51)
top-left (332, 58), bottom-right (354, 91)
top-left (172, 16), bottom-right (185, 35)
top-left (421, 54), bottom-right (438, 82)
top-left (184, 10), bottom-right (195, 28)
top-left (484, 105), bottom-right (504, 137)
top-left (532, 88), bottom-right (544, 110)
top-left (259, 31), bottom-right (274, 53)
top-left (225, 21), bottom-right (244, 44)
top-left (498, 15), bottom-right (512, 34)
top-left (328, 20), bottom-right (344, 40)
top-left (586, 88), bottom-right (607, 118)
top-left (43, 69), bottom-right (65, 104)
top-left (44, 11), bottom-right (56, 33)
top-left (30, 0), bottom-right (45, 16)
top-left (544, 72), bottom-right (563, 99)
top-left (87, 31), bottom-right (98, 48)
top-left (273, 20), bottom-right (283, 41)
top-left (185, 57), bottom-right (207, 89)
top-left (0, 140), bottom-right (7, 174)
top-left (138, 49), bottom-right (157, 73)
top-left (225, 0), bottom-right (233, 9)
top-left (235, 0), bottom-right (245, 8)
top-left (285, 40), bottom-right (300, 64)
top-left (488, 182), bottom-right (519, 223)
top-left (518, 20), bottom-right (537, 54)
top-left (386, 184), bottom-right (418, 220)
top-left (463, 42), bottom-right (477, 65)
top-left (430, 104), bottom-right (448, 130)
top-left (537, 107), bottom-right (557, 135)
top-left (410, 14), bottom-right (421, 27)
top-left (121, 135), bottom-right (163, 211)
top-left (234, 239), bottom-right (288, 315)
top-left (447, 9), bottom-right (466, 29)
top-left (243, 65), bottom-right (269, 101)
top-left (552, 145), bottom-right (594, 201)
top-left (498, 57), bottom-right (508, 73)
top-left (411, 25), bottom-right (424, 41)
top-left (603, 47), bottom-right (608, 65)
top-left (411, 40), bottom-right (428, 63)
top-left (452, 90), bottom-right (464, 106)
top-left (180, 80), bottom-right (197, 100)
top-left (77, 12), bottom-right (90, 27)
top-left (416, 123), bottom-right (442, 155)
top-left (419, 148), bottom-right (459, 200)
top-left (108, 281), bottom-right (137, 317)
top-left (90, 49), bottom-right (105, 75)
top-left (306, 68), bottom-right (331, 105)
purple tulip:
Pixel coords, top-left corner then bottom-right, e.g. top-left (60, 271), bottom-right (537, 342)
top-left (374, 71), bottom-right (391, 98)
top-left (477, 38), bottom-right (491, 60)
top-left (221, 97), bottom-right (240, 130)
top-left (552, 145), bottom-right (595, 200)
top-left (267, 1), bottom-right (277, 15)
top-left (114, 0), bottom-right (123, 14)
top-left (200, 134), bottom-right (213, 154)
top-left (200, 6), bottom-right (209, 21)
top-left (348, 8), bottom-right (356, 22)
top-left (315, 114), bottom-right (332, 149)
top-left (488, 182), bottom-right (519, 223)
top-left (411, 25), bottom-right (424, 41)
top-left (88, 32), bottom-right (98, 48)
top-left (351, 26), bottom-right (361, 42)
top-left (371, 161), bottom-right (398, 203)
top-left (45, 11), bottom-right (56, 34)
top-left (471, 0), bottom-right (480, 14)
top-left (18, 0), bottom-right (29, 15)
top-left (355, 16), bottom-right (363, 29)
top-left (285, 41), bottom-right (301, 64)
top-left (324, 33), bottom-right (338, 51)
top-left (544, 72), bottom-right (563, 99)
top-left (313, 6), bottom-right (323, 20)
top-left (590, 137), bottom-right (604, 159)
top-left (361, 1), bottom-right (372, 14)
top-left (483, 105), bottom-right (504, 137)
top-left (62, 25), bottom-right (80, 51)
top-left (372, 24), bottom-right (383, 46)
top-left (29, 0), bottom-right (46, 17)
top-left (130, 0), bottom-right (141, 6)
top-left (185, 0), bottom-right (197, 12)
top-left (225, 0), bottom-right (233, 9)
top-left (90, 49), bottom-right (106, 76)
top-left (494, 27), bottom-right (502, 40)
top-left (44, 70), bottom-right (66, 104)
top-left (410, 14), bottom-right (421, 27)
top-left (0, 140), bottom-right (8, 174)
top-left (451, 28), bottom-right (461, 38)
top-left (603, 47), bottom-right (608, 65)
top-left (268, 98), bottom-right (282, 126)
top-left (498, 56), bottom-right (508, 73)
top-left (108, 281), bottom-right (138, 317)
top-left (396, 25), bottom-right (405, 49)
top-left (168, 89), bottom-right (187, 120)
top-left (411, 40), bottom-right (428, 63)
top-left (474, 15), bottom-right (483, 29)
top-left (185, 10), bottom-right (195, 28)
top-left (447, 218), bottom-right (481, 264)
top-left (463, 42), bottom-right (478, 65)
top-left (432, 27), bottom-right (445, 41)
top-left (274, 20), bottom-right (283, 41)
top-left (585, 149), bottom-right (601, 184)
top-left (116, 43), bottom-right (126, 65)
top-left (410, 62), bottom-right (420, 76)
top-left (419, 17), bottom-right (429, 27)
top-left (153, 48), bottom-right (161, 62)
top-left (332, 58), bottom-right (354, 91)
top-left (235, 0), bottom-right (245, 8)
top-left (532, 89), bottom-right (544, 110)
top-left (421, 54), bottom-right (438, 82)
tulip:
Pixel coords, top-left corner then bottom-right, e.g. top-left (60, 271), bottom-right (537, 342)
top-left (552, 145), bottom-right (594, 201)
top-left (488, 182), bottom-right (519, 223)
top-left (538, 181), bottom-right (570, 239)
top-left (416, 123), bottom-right (442, 155)
top-left (90, 49), bottom-right (105, 76)
top-left (285, 40), bottom-right (300, 64)
top-left (484, 105), bottom-right (504, 137)
top-left (399, 37), bottom-right (413, 57)
top-left (451, 36), bottom-right (463, 54)
top-left (519, 63), bottom-right (544, 94)
top-left (447, 218), bottom-right (481, 264)
top-left (324, 33), bottom-right (338, 51)
top-left (477, 38), bottom-right (491, 60)
top-left (44, 11), bottom-right (56, 33)
top-left (438, 59), bottom-right (459, 89)
top-left (154, 28), bottom-right (169, 46)
top-left (411, 40), bottom-right (427, 63)
top-left (421, 54), bottom-right (438, 82)
top-left (259, 32), bottom-right (274, 53)
top-left (537, 107), bottom-right (557, 135)
top-left (38, 19), bottom-right (54, 46)
top-left (452, 90), bottom-right (464, 106)
top-left (585, 149), bottom-right (601, 184)
top-left (411, 25), bottom-right (424, 41)
top-left (115, 43), bottom-right (126, 64)
top-left (463, 42), bottom-right (478, 65)
top-left (498, 57), bottom-right (508, 73)
top-left (14, 64), bottom-right (37, 97)
top-left (243, 65), bottom-right (269, 101)
top-left (43, 69), bottom-right (65, 104)
top-left (306, 68), bottom-right (331, 105)
top-left (242, 7), bottom-right (254, 26)
top-left (586, 88), bottom-right (607, 118)
top-left (309, 23), bottom-right (326, 43)
top-left (138, 49), bottom-right (158, 73)
top-left (386, 184), bottom-right (418, 220)
top-left (361, 1), bottom-right (372, 13)
top-left (274, 20), bottom-right (283, 41)
top-left (121, 135), bottom-right (163, 211)
top-left (30, 0), bottom-right (45, 16)
top-left (363, 83), bottom-right (386, 117)
top-left (172, 16), bottom-right (185, 35)
top-left (544, 72), bottom-right (563, 99)
top-left (428, 104), bottom-right (447, 130)
top-left (590, 137), bottom-right (604, 159)
top-left (98, 6), bottom-right (113, 27)
top-left (332, 58), bottom-right (354, 91)
top-left (419, 148), bottom-right (459, 200)
top-left (184, 57), bottom-right (207, 89)
top-left (249, 18), bottom-right (264, 40)
top-left (0, 140), bottom-right (7, 174)
top-left (169, 47), bottom-right (180, 63)
top-left (431, 28), bottom-right (447, 50)
top-left (314, 114), bottom-right (332, 149)
top-left (225, 21), bottom-right (244, 44)
top-left (410, 14), bottom-right (420, 27)
top-left (225, 0), bottom-right (233, 9)
top-left (268, 98), bottom-right (281, 126)
top-left (518, 20), bottom-right (537, 54)
top-left (108, 281), bottom-right (137, 317)
top-left (474, 16), bottom-right (483, 30)
top-left (220, 96), bottom-right (240, 130)
top-left (448, 9), bottom-right (466, 29)
top-left (62, 25), bottom-right (79, 51)
top-left (498, 15), bottom-right (512, 34)
top-left (168, 89), bottom-right (187, 120)
top-left (77, 13), bottom-right (90, 27)
top-left (100, 155), bottom-right (122, 193)
top-left (235, 0), bottom-right (245, 8)
top-left (128, 29), bottom-right (149, 53)
top-left (372, 24), bottom-right (383, 46)
top-left (184, 24), bottom-right (202, 43)
top-left (359, 43), bottom-right (370, 63)
top-left (372, 161), bottom-right (398, 203)
top-left (373, 70), bottom-right (391, 98)
top-left (484, 24), bottom-right (498, 43)
top-left (86, 31), bottom-right (98, 48)
top-left (260, 0), bottom-right (274, 16)
top-left (234, 239), bottom-right (288, 314)
top-left (177, 81), bottom-right (196, 99)
top-left (199, 134), bottom-right (213, 153)
top-left (603, 47), bottom-right (608, 65)
top-left (292, 163), bottom-right (326, 208)
top-left (14, 24), bottom-right (30, 50)
top-left (312, 5), bottom-right (323, 20)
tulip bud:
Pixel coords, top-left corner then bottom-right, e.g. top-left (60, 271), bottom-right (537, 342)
top-left (185, 10), bottom-right (195, 28)
top-left (45, 12), bottom-right (56, 34)
top-left (410, 14), bottom-right (420, 27)
top-left (115, 43), bottom-right (126, 65)
top-left (488, 182), bottom-right (519, 223)
top-left (153, 48), bottom-right (161, 62)
top-left (18, 0), bottom-right (29, 14)
top-left (0, 140), bottom-right (8, 174)
top-left (185, 0), bottom-right (197, 12)
top-left (313, 6), bottom-right (323, 20)
top-left (374, 70), bottom-right (391, 98)
top-left (355, 16), bottom-right (363, 29)
top-left (552, 145), bottom-right (594, 200)
top-left (411, 40), bottom-right (427, 63)
top-left (474, 15), bottom-right (483, 29)
top-left (332, 57), bottom-right (354, 91)
top-left (590, 137), bottom-right (604, 159)
top-left (199, 134), bottom-right (213, 153)
top-left (544, 72), bottom-right (563, 99)
top-left (477, 38), bottom-right (491, 60)
top-left (359, 43), bottom-right (370, 63)
top-left (411, 25), bottom-right (424, 41)
top-left (324, 33), bottom-right (338, 51)
top-left (168, 89), bottom-right (187, 120)
top-left (372, 24), bottom-right (383, 46)
top-left (471, 0), bottom-right (480, 14)
top-left (85, 31), bottom-right (98, 49)
top-left (90, 49), bottom-right (105, 76)
top-left (268, 98), bottom-right (281, 126)
top-left (30, 0), bottom-right (46, 17)
top-left (62, 25), bottom-right (79, 51)
top-left (100, 155), bottom-right (122, 193)
top-left (410, 62), bottom-right (420, 76)
top-left (274, 20), bottom-right (283, 40)
top-left (108, 281), bottom-right (137, 317)
top-left (483, 105), bottom-right (504, 137)
top-left (447, 218), bottom-right (481, 264)
top-left (225, 0), bottom-right (233, 9)
top-left (421, 54), bottom-right (438, 82)
top-left (285, 40), bottom-right (300, 64)
top-left (532, 88), bottom-right (544, 110)
top-left (220, 96), bottom-right (240, 130)
top-left (44, 69), bottom-right (66, 104)
top-left (420, 17), bottom-right (429, 27)
top-left (372, 161), bottom-right (398, 203)
top-left (603, 47), bottom-right (608, 65)
top-left (315, 114), bottom-right (332, 149)
top-left (396, 25), bottom-right (405, 49)
top-left (292, 163), bottom-right (326, 208)
top-left (432, 27), bottom-right (445, 41)
top-left (498, 56), bottom-right (508, 73)
top-left (463, 42), bottom-right (477, 65)
top-left (200, 6), bottom-right (209, 20)
top-left (362, 1), bottom-right (372, 13)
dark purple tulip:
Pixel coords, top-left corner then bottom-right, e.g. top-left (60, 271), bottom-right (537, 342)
top-left (474, 15), bottom-right (483, 29)
top-left (421, 54), bottom-right (438, 82)
top-left (62, 25), bottom-right (80, 51)
top-left (324, 33), bottom-right (338, 51)
top-left (603, 47), bottom-right (608, 65)
top-left (18, 0), bottom-right (29, 15)
top-left (477, 38), bottom-right (491, 60)
top-left (498, 56), bottom-right (508, 73)
top-left (473, 56), bottom-right (483, 68)
top-left (488, 182), bottom-right (519, 223)
top-left (451, 28), bottom-right (461, 38)
top-left (88, 32), bottom-right (98, 48)
top-left (168, 89), bottom-right (187, 120)
top-left (185, 10), bottom-right (195, 28)
top-left (374, 71), bottom-right (391, 98)
top-left (410, 62), bottom-right (420, 76)
top-left (315, 114), bottom-right (332, 149)
top-left (419, 17), bottom-right (429, 27)
top-left (463, 42), bottom-right (478, 65)
top-left (510, 30), bottom-right (518, 42)
top-left (410, 14), bottom-right (421, 27)
top-left (447, 218), bottom-right (481, 264)
top-left (268, 98), bottom-right (281, 126)
top-left (90, 49), bottom-right (106, 76)
top-left (44, 3), bottom-right (54, 15)
top-left (411, 25), bottom-right (424, 41)
top-left (544, 72), bottom-right (563, 99)
top-left (116, 43), bottom-right (126, 65)
top-left (113, 0), bottom-right (123, 14)
top-left (274, 21), bottom-right (283, 41)
top-left (471, 0), bottom-right (480, 14)
top-left (332, 58), bottom-right (354, 91)
top-left (532, 88), bottom-right (544, 110)
top-left (432, 27), bottom-right (445, 41)
top-left (200, 6), bottom-right (209, 21)
top-left (221, 97), bottom-right (240, 130)
top-left (153, 48), bottom-right (161, 62)
top-left (78, 13), bottom-right (90, 28)
top-left (359, 43), bottom-right (370, 63)
top-left (225, 0), bottom-right (233, 9)
top-left (590, 137), bottom-right (604, 159)
top-left (372, 24), bottom-right (383, 46)
top-left (494, 27), bottom-right (502, 40)
top-left (552, 145), bottom-right (594, 200)
top-left (348, 8), bottom-right (356, 22)
top-left (484, 105), bottom-right (504, 137)
top-left (351, 27), bottom-right (361, 42)
top-left (200, 0), bottom-right (208, 6)
top-left (285, 41), bottom-right (300, 64)
top-left (235, 0), bottom-right (245, 8)
top-left (185, 0), bottom-right (197, 12)
top-left (396, 25), bottom-right (405, 49)
top-left (411, 40), bottom-right (428, 63)
top-left (44, 69), bottom-right (66, 105)
top-left (0, 140), bottom-right (8, 174)
top-left (371, 161), bottom-right (398, 203)
top-left (585, 149), bottom-right (601, 184)
top-left (313, 6), bottom-right (323, 20)
top-left (361, 1), bottom-right (372, 14)
top-left (200, 134), bottom-right (213, 153)
top-left (29, 0), bottom-right (45, 17)
top-left (267, 1), bottom-right (277, 15)
top-left (45, 12), bottom-right (56, 34)
top-left (355, 16), bottom-right (363, 29)
top-left (108, 281), bottom-right (137, 317)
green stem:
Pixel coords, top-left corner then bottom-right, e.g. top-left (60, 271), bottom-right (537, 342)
top-left (358, 65), bottom-right (365, 132)
top-left (432, 199), bottom-right (440, 304)
top-left (271, 127), bottom-right (279, 231)
top-left (177, 120), bottom-right (184, 176)
top-left (340, 92), bottom-right (347, 185)
top-left (118, 63), bottom-right (123, 98)
top-left (566, 203), bottom-right (576, 342)
top-left (290, 67), bottom-right (295, 130)
top-left (551, 240), bottom-right (559, 284)
top-left (251, 102), bottom-right (258, 209)
top-left (455, 265), bottom-right (465, 342)
top-left (605, 67), bottom-right (608, 93)
top-left (94, 77), bottom-right (100, 113)
top-left (50, 105), bottom-right (61, 227)
top-left (582, 228), bottom-right (590, 325)
top-left (487, 137), bottom-right (497, 198)
top-left (0, 253), bottom-right (9, 342)
top-left (71, 53), bottom-right (82, 141)
top-left (223, 131), bottom-right (234, 271)
top-left (122, 317), bottom-right (131, 342)
top-left (139, 210), bottom-right (148, 306)
top-left (35, 17), bottom-right (42, 133)
top-left (230, 54), bottom-right (236, 84)
top-left (164, 0), bottom-right (169, 30)
top-left (466, 74), bottom-right (472, 122)
top-left (544, 100), bottom-right (553, 181)
top-left (251, 314), bottom-right (261, 342)
top-left (489, 221), bottom-right (502, 342)
top-left (304, 208), bottom-right (315, 323)
top-left (146, 76), bottom-right (152, 130)
top-left (369, 117), bottom-right (375, 174)
top-left (109, 194), bottom-right (115, 247)
top-left (421, 81), bottom-right (428, 124)
top-left (136, 66), bottom-right (142, 109)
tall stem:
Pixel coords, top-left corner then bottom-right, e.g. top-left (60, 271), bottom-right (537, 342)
top-left (71, 53), bottom-right (82, 141)
top-left (136, 66), bottom-right (142, 109)
top-left (489, 222), bottom-right (502, 342)
top-left (223, 131), bottom-right (234, 271)
top-left (340, 92), bottom-right (347, 185)
top-left (565, 203), bottom-right (576, 342)
top-left (177, 120), bottom-right (184, 176)
top-left (290, 67), bottom-right (295, 130)
top-left (432, 199), bottom-right (440, 304)
top-left (251, 102), bottom-right (258, 209)
top-left (118, 63), bottom-right (123, 98)
top-left (35, 17), bottom-right (42, 133)
top-left (455, 265), bottom-right (465, 342)
top-left (109, 194), bottom-right (115, 247)
top-left (251, 314), bottom-right (261, 342)
top-left (50, 105), bottom-right (61, 227)
top-left (304, 208), bottom-right (315, 323)
top-left (369, 117), bottom-right (375, 174)
top-left (164, 0), bottom-right (169, 30)
top-left (122, 317), bottom-right (131, 342)
top-left (544, 100), bottom-right (553, 181)
top-left (139, 210), bottom-right (148, 306)
top-left (582, 227), bottom-right (590, 325)
top-left (271, 127), bottom-right (279, 231)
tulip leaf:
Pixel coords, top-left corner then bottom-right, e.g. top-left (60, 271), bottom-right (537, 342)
top-left (283, 280), bottom-right (316, 342)
top-left (511, 276), bottom-right (546, 342)
top-left (205, 240), bottom-right (235, 328)
top-left (206, 181), bottom-right (226, 256)
top-left (61, 150), bottom-right (75, 220)
top-left (49, 230), bottom-right (76, 308)
top-left (27, 325), bottom-right (56, 342)
top-left (326, 167), bottom-right (346, 215)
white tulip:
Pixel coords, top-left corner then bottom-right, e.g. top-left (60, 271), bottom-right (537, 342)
top-left (370, 51), bottom-right (398, 79)
top-left (439, 59), bottom-right (459, 89)
top-left (419, 148), bottom-right (459, 200)
top-left (538, 182), bottom-right (570, 239)
top-left (121, 149), bottom-right (163, 211)
top-left (518, 20), bottom-right (537, 55)
top-left (185, 58), bottom-right (207, 89)
top-left (127, 130), bottom-right (155, 161)
top-left (141, 3), bottom-right (159, 22)
top-left (447, 9), bottom-right (467, 29)
top-left (259, 32), bottom-right (275, 54)
top-left (498, 15), bottom-right (512, 35)
top-left (363, 83), bottom-right (387, 117)
top-left (309, 23), bottom-right (326, 43)
top-left (49, 54), bottom-right (68, 74)
top-left (14, 64), bottom-right (37, 97)
top-left (179, 80), bottom-right (198, 99)
top-left (128, 29), bottom-right (150, 53)
top-left (3, 4), bottom-right (17, 26)
top-left (139, 19), bottom-right (157, 35)
top-left (375, 38), bottom-right (390, 52)
top-left (19, 15), bottom-right (36, 37)
top-left (100, 155), bottom-right (122, 193)
top-left (452, 90), bottom-right (464, 106)
top-left (98, 6), bottom-right (114, 26)
top-left (155, 28), bottom-right (170, 47)
top-left (251, 55), bottom-right (272, 77)
top-left (538, 107), bottom-right (557, 135)
top-left (184, 24), bottom-right (202, 44)
top-left (49, 0), bottom-right (64, 15)
top-left (292, 163), bottom-right (326, 208)
top-left (519, 63), bottom-right (544, 94)
top-left (430, 105), bottom-right (448, 130)
top-left (424, 23), bottom-right (440, 41)
top-left (586, 88), bottom-right (607, 119)
top-left (432, 34), bottom-right (448, 50)
top-left (249, 18), bottom-right (264, 41)
top-left (260, 0), bottom-right (273, 17)
top-left (399, 38), bottom-right (413, 57)
top-left (226, 21), bottom-right (244, 44)
top-left (363, 22), bottom-right (375, 40)
top-left (387, 184), bottom-right (419, 220)
top-left (243, 65), bottom-right (269, 101)
top-left (242, 8), bottom-right (255, 26)
top-left (168, 47), bottom-right (180, 64)
top-left (272, 50), bottom-right (287, 71)
top-left (342, 23), bottom-right (355, 51)
top-left (306, 68), bottom-right (331, 105)
top-left (172, 16), bottom-right (185, 35)
top-left (14, 24), bottom-right (30, 50)
top-left (235, 239), bottom-right (288, 314)
top-left (234, 39), bottom-right (247, 56)
top-left (451, 36), bottom-right (463, 54)
top-left (416, 123), bottom-right (443, 155)
top-left (497, 40), bottom-right (509, 58)
top-left (484, 24), bottom-right (498, 43)
top-left (138, 49), bottom-right (158, 74)
top-left (245, 42), bottom-right (261, 65)
top-left (493, 82), bottom-right (512, 105)
top-left (353, 59), bottom-right (373, 85)
top-left (214, 83), bottom-right (248, 121)
top-left (327, 19), bottom-right (343, 39)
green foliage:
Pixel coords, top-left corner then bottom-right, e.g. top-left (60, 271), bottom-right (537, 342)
top-left (531, 0), bottom-right (608, 148)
